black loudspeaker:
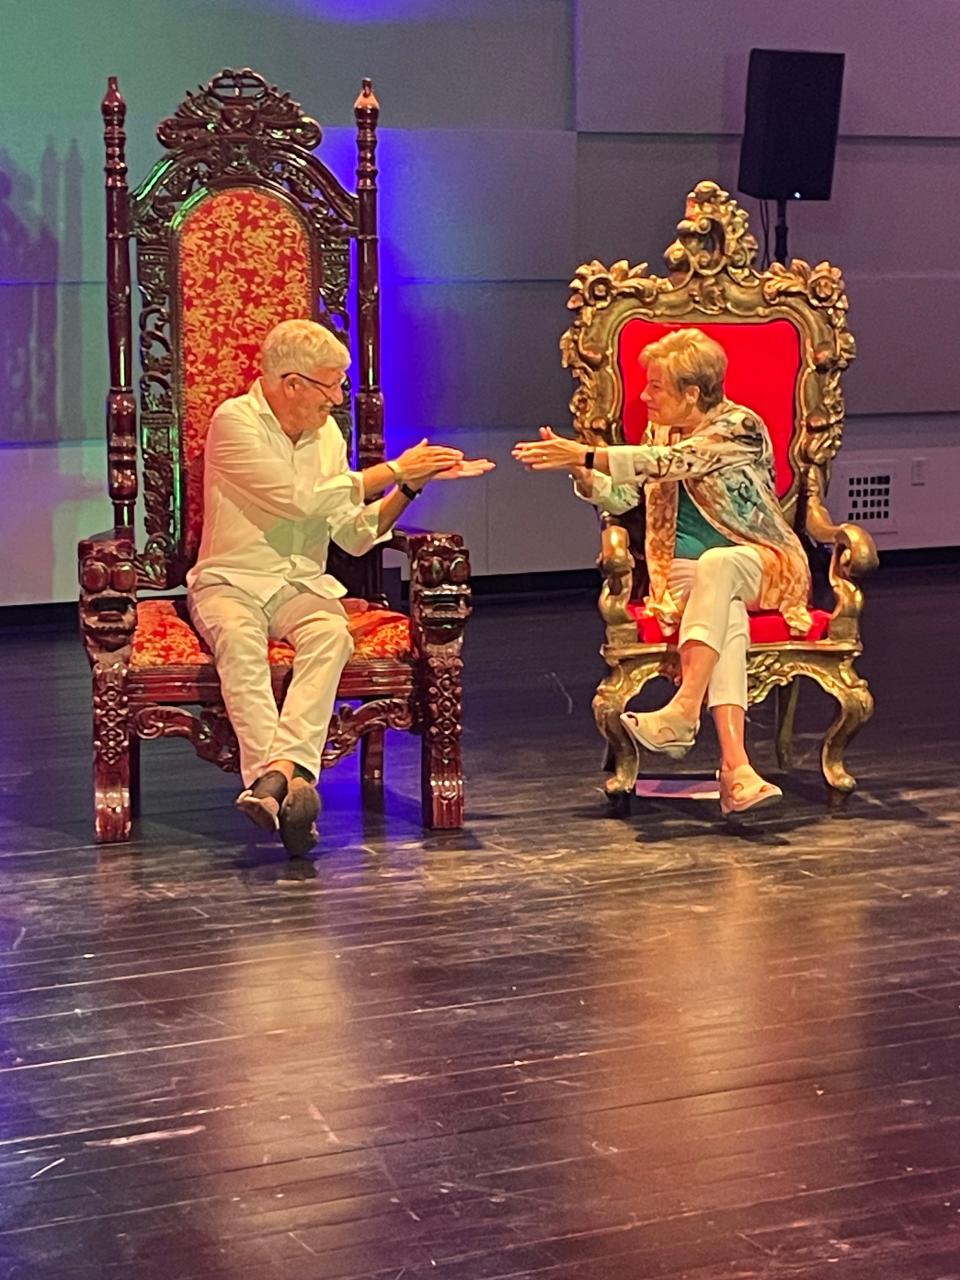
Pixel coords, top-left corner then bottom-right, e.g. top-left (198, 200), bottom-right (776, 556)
top-left (738, 49), bottom-right (844, 201)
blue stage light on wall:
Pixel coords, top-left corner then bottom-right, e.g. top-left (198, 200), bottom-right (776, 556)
top-left (250, 0), bottom-right (462, 19)
top-left (314, 130), bottom-right (440, 456)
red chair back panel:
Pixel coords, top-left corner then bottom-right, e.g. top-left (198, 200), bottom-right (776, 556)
top-left (178, 187), bottom-right (312, 560)
top-left (618, 318), bottom-right (802, 499)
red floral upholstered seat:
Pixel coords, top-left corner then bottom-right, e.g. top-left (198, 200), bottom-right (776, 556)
top-left (561, 181), bottom-right (877, 810)
top-left (130, 599), bottom-right (412, 669)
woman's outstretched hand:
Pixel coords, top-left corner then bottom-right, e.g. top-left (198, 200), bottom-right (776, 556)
top-left (512, 425), bottom-right (587, 472)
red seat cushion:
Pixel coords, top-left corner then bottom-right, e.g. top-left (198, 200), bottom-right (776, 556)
top-left (626, 602), bottom-right (831, 644)
top-left (130, 598), bottom-right (412, 670)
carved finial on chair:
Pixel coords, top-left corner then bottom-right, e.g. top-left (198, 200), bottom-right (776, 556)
top-left (101, 74), bottom-right (137, 526)
top-left (354, 79), bottom-right (380, 189)
top-left (354, 78), bottom-right (380, 112)
top-left (664, 181), bottom-right (758, 281)
top-left (354, 79), bottom-right (380, 194)
top-left (102, 76), bottom-right (125, 119)
top-left (102, 77), bottom-right (127, 186)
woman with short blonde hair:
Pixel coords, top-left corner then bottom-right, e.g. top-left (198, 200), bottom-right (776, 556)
top-left (640, 328), bottom-right (727, 412)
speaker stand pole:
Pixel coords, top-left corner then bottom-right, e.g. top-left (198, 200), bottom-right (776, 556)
top-left (774, 198), bottom-right (789, 265)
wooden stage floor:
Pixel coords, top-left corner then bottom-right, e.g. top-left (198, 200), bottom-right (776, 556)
top-left (2, 563), bottom-right (959, 1279)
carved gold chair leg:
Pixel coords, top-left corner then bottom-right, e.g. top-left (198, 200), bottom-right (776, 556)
top-left (594, 658), bottom-right (665, 812)
top-left (775, 681), bottom-right (800, 772)
top-left (804, 655), bottom-right (875, 805)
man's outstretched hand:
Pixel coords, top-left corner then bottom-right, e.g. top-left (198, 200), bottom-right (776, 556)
top-left (397, 438), bottom-right (495, 484)
top-left (396, 439), bottom-right (464, 484)
top-left (430, 457), bottom-right (496, 480)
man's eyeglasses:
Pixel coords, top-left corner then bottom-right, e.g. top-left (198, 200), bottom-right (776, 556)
top-left (281, 371), bottom-right (346, 394)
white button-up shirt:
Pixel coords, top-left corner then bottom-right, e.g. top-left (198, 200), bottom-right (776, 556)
top-left (187, 379), bottom-right (387, 603)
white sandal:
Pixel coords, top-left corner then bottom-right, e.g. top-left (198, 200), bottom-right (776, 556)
top-left (620, 708), bottom-right (700, 760)
top-left (718, 765), bottom-right (783, 817)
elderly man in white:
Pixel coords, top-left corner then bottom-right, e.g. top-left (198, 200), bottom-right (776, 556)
top-left (187, 319), bottom-right (492, 855)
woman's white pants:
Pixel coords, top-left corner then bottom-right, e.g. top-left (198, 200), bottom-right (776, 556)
top-left (669, 546), bottom-right (764, 710)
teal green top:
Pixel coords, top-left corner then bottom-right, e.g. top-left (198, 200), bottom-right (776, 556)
top-left (674, 485), bottom-right (735, 560)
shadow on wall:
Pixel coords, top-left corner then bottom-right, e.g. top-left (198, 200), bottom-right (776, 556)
top-left (0, 142), bottom-right (107, 603)
top-left (0, 139), bottom-right (84, 445)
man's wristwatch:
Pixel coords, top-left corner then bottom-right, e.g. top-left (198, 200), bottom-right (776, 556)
top-left (399, 482), bottom-right (421, 501)
top-left (583, 449), bottom-right (596, 470)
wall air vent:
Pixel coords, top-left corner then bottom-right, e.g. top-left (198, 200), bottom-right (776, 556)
top-left (827, 460), bottom-right (899, 535)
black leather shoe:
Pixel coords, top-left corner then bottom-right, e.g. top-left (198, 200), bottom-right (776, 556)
top-left (235, 770), bottom-right (289, 832)
top-left (279, 777), bottom-right (320, 857)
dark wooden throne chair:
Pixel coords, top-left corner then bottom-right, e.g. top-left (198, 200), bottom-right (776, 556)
top-left (79, 69), bottom-right (470, 843)
top-left (561, 181), bottom-right (878, 812)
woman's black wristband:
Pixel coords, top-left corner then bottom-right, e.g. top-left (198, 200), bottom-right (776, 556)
top-left (399, 482), bottom-right (422, 501)
top-left (584, 449), bottom-right (596, 470)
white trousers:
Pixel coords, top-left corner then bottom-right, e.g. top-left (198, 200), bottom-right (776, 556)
top-left (669, 546), bottom-right (764, 710)
top-left (188, 582), bottom-right (354, 787)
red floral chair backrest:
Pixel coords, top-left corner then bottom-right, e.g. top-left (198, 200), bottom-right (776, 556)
top-left (119, 70), bottom-right (370, 594)
top-left (177, 187), bottom-right (314, 563)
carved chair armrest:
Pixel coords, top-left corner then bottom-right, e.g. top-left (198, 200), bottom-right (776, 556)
top-left (804, 471), bottom-right (878, 643)
top-left (387, 528), bottom-right (452, 555)
top-left (77, 529), bottom-right (139, 663)
top-left (389, 528), bottom-right (472, 648)
top-left (599, 518), bottom-right (636, 628)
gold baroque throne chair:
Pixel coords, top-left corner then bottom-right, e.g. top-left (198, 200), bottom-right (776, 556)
top-left (79, 69), bottom-right (470, 843)
top-left (562, 181), bottom-right (877, 814)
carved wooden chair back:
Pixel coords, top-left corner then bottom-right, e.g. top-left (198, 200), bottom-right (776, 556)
top-left (102, 67), bottom-right (385, 600)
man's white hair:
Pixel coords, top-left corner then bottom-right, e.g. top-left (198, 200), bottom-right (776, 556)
top-left (261, 319), bottom-right (350, 377)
